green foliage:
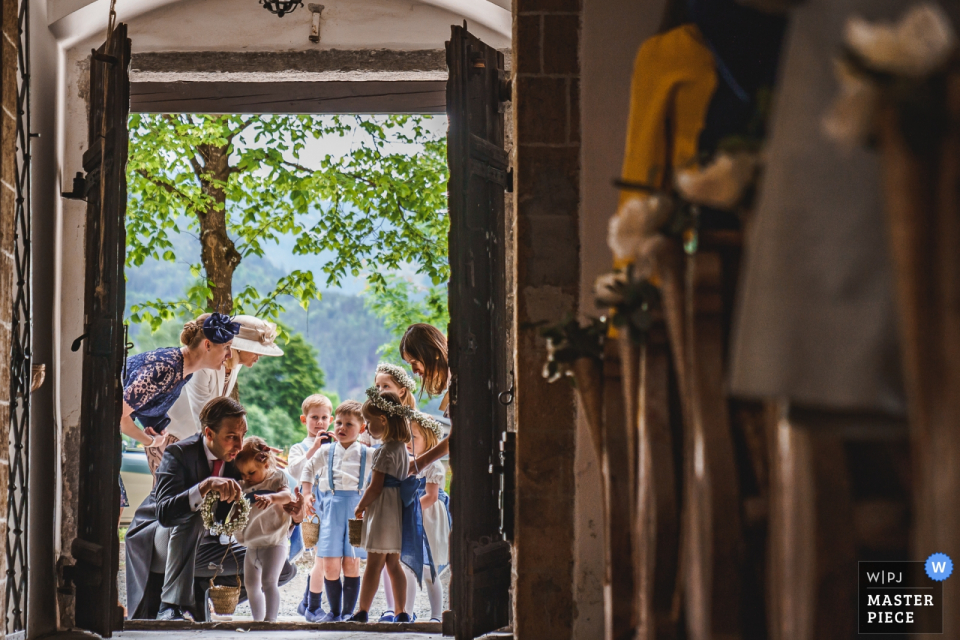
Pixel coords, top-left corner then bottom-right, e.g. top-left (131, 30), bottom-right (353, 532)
top-left (364, 275), bottom-right (449, 365)
top-left (240, 332), bottom-right (339, 447)
top-left (126, 114), bottom-right (449, 325)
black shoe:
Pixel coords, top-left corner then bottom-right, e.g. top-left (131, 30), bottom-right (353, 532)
top-left (395, 612), bottom-right (412, 623)
top-left (345, 610), bottom-right (369, 622)
top-left (156, 603), bottom-right (192, 621)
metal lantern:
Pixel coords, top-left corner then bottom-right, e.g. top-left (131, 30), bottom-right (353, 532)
top-left (260, 0), bottom-right (303, 17)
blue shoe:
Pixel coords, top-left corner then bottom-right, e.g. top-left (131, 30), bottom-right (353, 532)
top-left (395, 612), bottom-right (412, 623)
top-left (297, 576), bottom-right (312, 616)
top-left (318, 611), bottom-right (341, 623)
top-left (378, 610), bottom-right (395, 623)
top-left (304, 606), bottom-right (327, 623)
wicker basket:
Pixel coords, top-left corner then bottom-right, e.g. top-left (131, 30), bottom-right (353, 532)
top-left (209, 576), bottom-right (241, 615)
top-left (208, 545), bottom-right (242, 615)
top-left (302, 516), bottom-right (320, 549)
top-left (348, 518), bottom-right (363, 547)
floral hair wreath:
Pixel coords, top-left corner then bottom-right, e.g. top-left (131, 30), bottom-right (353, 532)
top-left (409, 410), bottom-right (444, 442)
top-left (365, 387), bottom-right (444, 442)
top-left (376, 363), bottom-right (418, 393)
top-left (365, 386), bottom-right (411, 418)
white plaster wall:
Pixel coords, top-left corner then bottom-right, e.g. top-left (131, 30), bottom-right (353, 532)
top-left (575, 1), bottom-right (666, 638)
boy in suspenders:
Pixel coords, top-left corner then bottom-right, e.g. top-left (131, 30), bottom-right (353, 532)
top-left (300, 400), bottom-right (375, 622)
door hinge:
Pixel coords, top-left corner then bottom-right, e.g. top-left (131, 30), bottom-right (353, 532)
top-left (505, 168), bottom-right (514, 193)
top-left (61, 171), bottom-right (87, 200)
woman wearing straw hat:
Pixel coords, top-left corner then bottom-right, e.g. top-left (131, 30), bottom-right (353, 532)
top-left (149, 315), bottom-right (285, 475)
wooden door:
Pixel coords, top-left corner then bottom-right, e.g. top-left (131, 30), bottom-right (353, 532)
top-left (73, 24), bottom-right (131, 637)
top-left (446, 23), bottom-right (513, 640)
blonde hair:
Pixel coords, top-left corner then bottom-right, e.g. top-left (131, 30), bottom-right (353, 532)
top-left (180, 313), bottom-right (212, 349)
top-left (301, 394), bottom-right (333, 416)
top-left (400, 324), bottom-right (448, 396)
top-left (235, 435), bottom-right (276, 469)
top-left (336, 400), bottom-right (364, 421)
top-left (361, 391), bottom-right (411, 444)
top-left (413, 418), bottom-right (439, 451)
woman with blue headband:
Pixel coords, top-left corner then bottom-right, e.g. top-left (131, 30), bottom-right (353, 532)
top-left (119, 313), bottom-right (240, 508)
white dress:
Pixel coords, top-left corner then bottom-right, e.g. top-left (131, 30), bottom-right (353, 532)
top-left (359, 440), bottom-right (408, 554)
top-left (235, 468), bottom-right (291, 549)
top-left (420, 461), bottom-right (450, 567)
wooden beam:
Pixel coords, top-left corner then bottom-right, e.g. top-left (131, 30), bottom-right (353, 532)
top-left (130, 81), bottom-right (447, 114)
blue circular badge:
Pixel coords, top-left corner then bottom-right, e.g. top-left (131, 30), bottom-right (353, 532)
top-left (925, 553), bottom-right (953, 581)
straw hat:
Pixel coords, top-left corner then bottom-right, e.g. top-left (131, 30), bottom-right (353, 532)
top-left (230, 315), bottom-right (284, 357)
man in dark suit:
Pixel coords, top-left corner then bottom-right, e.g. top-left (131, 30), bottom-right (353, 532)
top-left (126, 397), bottom-right (302, 620)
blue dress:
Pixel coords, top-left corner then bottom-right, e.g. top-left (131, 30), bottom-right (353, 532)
top-left (123, 347), bottom-right (192, 431)
top-left (120, 347), bottom-right (192, 505)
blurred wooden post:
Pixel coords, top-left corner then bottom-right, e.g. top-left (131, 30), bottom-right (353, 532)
top-left (602, 340), bottom-right (636, 640)
top-left (636, 321), bottom-right (680, 640)
top-left (878, 74), bottom-right (960, 636)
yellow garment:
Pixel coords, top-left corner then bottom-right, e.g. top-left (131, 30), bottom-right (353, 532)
top-left (616, 24), bottom-right (717, 268)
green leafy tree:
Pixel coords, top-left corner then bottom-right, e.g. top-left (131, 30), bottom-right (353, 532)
top-left (240, 332), bottom-right (339, 441)
top-left (365, 275), bottom-right (449, 365)
top-left (126, 114), bottom-right (449, 328)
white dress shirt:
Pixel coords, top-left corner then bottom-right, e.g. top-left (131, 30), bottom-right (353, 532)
top-left (286, 436), bottom-right (316, 483)
top-left (187, 438), bottom-right (221, 512)
top-left (300, 441), bottom-right (374, 493)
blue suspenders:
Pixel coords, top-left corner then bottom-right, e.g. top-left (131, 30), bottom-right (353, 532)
top-left (327, 443), bottom-right (367, 495)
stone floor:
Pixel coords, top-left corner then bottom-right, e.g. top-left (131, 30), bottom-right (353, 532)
top-left (119, 541), bottom-right (450, 621)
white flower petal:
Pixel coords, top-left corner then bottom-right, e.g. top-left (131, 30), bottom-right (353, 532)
top-left (676, 153), bottom-right (759, 210)
top-left (822, 59), bottom-right (881, 146)
top-left (846, 4), bottom-right (957, 77)
top-left (607, 196), bottom-right (673, 259)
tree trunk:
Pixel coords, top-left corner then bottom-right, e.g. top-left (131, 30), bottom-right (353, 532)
top-left (196, 139), bottom-right (241, 313)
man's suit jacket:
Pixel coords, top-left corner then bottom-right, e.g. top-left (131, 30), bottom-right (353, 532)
top-left (125, 433), bottom-right (240, 618)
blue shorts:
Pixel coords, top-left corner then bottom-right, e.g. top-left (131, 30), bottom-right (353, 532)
top-left (317, 491), bottom-right (367, 559)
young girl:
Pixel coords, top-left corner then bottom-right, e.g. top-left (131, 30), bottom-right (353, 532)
top-left (234, 436), bottom-right (293, 622)
top-left (405, 412), bottom-right (450, 623)
top-left (371, 362), bottom-right (417, 621)
top-left (346, 390), bottom-right (414, 623)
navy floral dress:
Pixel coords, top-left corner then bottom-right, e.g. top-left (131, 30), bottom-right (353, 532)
top-left (120, 347), bottom-right (192, 506)
top-left (123, 347), bottom-right (192, 430)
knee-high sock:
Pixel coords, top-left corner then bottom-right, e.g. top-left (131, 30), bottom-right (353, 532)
top-left (244, 549), bottom-right (266, 621)
top-left (382, 567), bottom-right (395, 612)
top-left (425, 569), bottom-right (444, 619)
top-left (324, 578), bottom-right (343, 617)
top-left (341, 576), bottom-right (361, 618)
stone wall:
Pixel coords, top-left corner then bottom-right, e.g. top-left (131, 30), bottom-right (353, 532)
top-left (512, 0), bottom-right (581, 638)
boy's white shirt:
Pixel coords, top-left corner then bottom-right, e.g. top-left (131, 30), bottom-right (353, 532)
top-left (300, 440), bottom-right (375, 492)
top-left (286, 435), bottom-right (316, 482)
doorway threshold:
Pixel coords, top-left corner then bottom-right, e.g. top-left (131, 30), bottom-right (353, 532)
top-left (123, 620), bottom-right (441, 633)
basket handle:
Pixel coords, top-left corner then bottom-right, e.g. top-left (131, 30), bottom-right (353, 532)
top-left (209, 541), bottom-right (243, 591)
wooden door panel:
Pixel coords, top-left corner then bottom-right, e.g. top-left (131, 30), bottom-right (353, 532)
top-left (74, 24), bottom-right (131, 637)
top-left (446, 23), bottom-right (512, 640)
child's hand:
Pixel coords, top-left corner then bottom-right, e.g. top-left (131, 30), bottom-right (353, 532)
top-left (305, 494), bottom-right (316, 516)
top-left (354, 505), bottom-right (365, 519)
top-left (254, 494), bottom-right (275, 510)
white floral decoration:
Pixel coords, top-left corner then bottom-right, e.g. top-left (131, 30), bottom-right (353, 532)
top-left (822, 59), bottom-right (881, 147)
top-left (410, 409), bottom-right (444, 441)
top-left (846, 4), bottom-right (956, 78)
top-left (376, 363), bottom-right (418, 393)
top-left (201, 490), bottom-right (251, 537)
top-left (675, 152), bottom-right (759, 210)
top-left (607, 195), bottom-right (673, 261)
top-left (365, 386), bottom-right (411, 418)
top-left (595, 270), bottom-right (629, 306)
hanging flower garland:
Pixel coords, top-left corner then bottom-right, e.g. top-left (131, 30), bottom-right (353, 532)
top-left (201, 490), bottom-right (251, 537)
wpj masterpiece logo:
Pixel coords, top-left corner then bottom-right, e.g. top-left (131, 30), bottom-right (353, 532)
top-left (858, 555), bottom-right (951, 634)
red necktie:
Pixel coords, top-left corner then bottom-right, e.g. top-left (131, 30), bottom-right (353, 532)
top-left (212, 460), bottom-right (223, 477)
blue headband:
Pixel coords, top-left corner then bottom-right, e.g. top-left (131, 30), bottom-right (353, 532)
top-left (202, 313), bottom-right (241, 344)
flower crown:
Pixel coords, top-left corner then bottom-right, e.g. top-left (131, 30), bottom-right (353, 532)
top-left (376, 363), bottom-right (417, 393)
top-left (364, 387), bottom-right (445, 442)
top-left (365, 387), bottom-right (411, 418)
top-left (409, 410), bottom-right (444, 442)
